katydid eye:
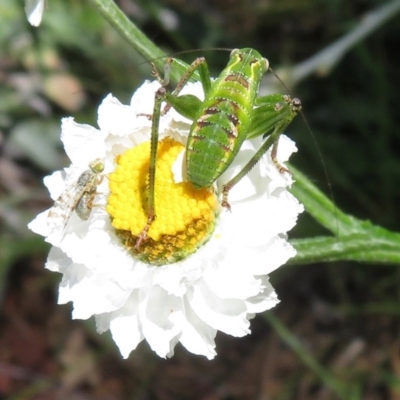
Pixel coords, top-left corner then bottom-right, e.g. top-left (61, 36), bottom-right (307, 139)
top-left (293, 98), bottom-right (302, 108)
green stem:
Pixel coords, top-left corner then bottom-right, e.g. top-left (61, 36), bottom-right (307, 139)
top-left (290, 165), bottom-right (358, 236)
top-left (290, 234), bottom-right (400, 265)
top-left (89, 0), bottom-right (197, 84)
top-left (289, 166), bottom-right (400, 265)
top-left (263, 312), bottom-right (349, 398)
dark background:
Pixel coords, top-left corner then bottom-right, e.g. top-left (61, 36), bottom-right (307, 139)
top-left (0, 0), bottom-right (400, 398)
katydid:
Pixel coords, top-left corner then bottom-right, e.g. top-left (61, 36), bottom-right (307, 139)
top-left (137, 48), bottom-right (301, 247)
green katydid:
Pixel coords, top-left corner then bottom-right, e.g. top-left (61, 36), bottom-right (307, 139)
top-left (137, 48), bottom-right (301, 247)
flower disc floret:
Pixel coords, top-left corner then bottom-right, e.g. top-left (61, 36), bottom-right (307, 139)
top-left (107, 137), bottom-right (218, 265)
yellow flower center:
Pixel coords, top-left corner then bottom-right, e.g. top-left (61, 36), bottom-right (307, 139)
top-left (107, 138), bottom-right (218, 266)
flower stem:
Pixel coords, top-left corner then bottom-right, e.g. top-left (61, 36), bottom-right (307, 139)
top-left (290, 166), bottom-right (400, 265)
top-left (88, 0), bottom-right (197, 84)
top-left (263, 312), bottom-right (352, 398)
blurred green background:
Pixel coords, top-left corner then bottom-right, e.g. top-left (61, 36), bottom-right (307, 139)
top-left (1, 0), bottom-right (400, 399)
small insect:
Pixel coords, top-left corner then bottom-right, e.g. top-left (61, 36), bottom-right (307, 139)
top-left (47, 158), bottom-right (104, 233)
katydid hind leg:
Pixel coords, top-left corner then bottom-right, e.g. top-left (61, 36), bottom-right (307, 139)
top-left (136, 57), bottom-right (212, 248)
top-left (161, 57), bottom-right (211, 115)
top-left (135, 87), bottom-right (166, 249)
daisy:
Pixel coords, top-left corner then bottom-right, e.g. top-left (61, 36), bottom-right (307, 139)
top-left (28, 80), bottom-right (303, 359)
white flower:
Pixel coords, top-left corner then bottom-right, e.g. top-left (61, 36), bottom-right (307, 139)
top-left (28, 80), bottom-right (303, 359)
top-left (25, 0), bottom-right (45, 26)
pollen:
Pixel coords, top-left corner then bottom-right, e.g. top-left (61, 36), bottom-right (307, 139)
top-left (107, 138), bottom-right (218, 266)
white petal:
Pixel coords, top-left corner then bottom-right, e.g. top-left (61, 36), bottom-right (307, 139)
top-left (28, 209), bottom-right (50, 238)
top-left (246, 236), bottom-right (297, 276)
top-left (61, 278), bottom-right (129, 319)
top-left (130, 80), bottom-right (161, 115)
top-left (58, 220), bottom-right (157, 293)
top-left (188, 280), bottom-right (250, 337)
top-left (275, 134), bottom-right (298, 162)
top-left (217, 140), bottom-right (261, 201)
top-left (43, 170), bottom-right (67, 200)
top-left (45, 246), bottom-right (71, 273)
top-left (245, 276), bottom-right (280, 314)
top-left (152, 260), bottom-right (204, 297)
top-left (226, 195), bottom-right (300, 247)
top-left (202, 262), bottom-right (262, 300)
top-left (46, 248), bottom-right (132, 318)
top-left (139, 286), bottom-right (184, 358)
top-left (61, 117), bottom-right (107, 165)
top-left (109, 316), bottom-right (143, 358)
top-left (179, 298), bottom-right (217, 359)
top-left (171, 148), bottom-right (186, 183)
top-left (25, 0), bottom-right (45, 27)
top-left (97, 293), bottom-right (144, 358)
top-left (98, 94), bottom-right (144, 140)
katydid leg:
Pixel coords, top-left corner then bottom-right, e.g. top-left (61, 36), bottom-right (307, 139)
top-left (162, 57), bottom-right (211, 115)
top-left (271, 140), bottom-right (290, 174)
top-left (136, 58), bottom-right (212, 247)
top-left (221, 130), bottom-right (280, 210)
top-left (150, 58), bottom-right (173, 86)
top-left (135, 87), bottom-right (166, 249)
top-left (221, 95), bottom-right (301, 209)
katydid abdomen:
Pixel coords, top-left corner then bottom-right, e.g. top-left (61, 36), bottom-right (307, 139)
top-left (186, 48), bottom-right (268, 188)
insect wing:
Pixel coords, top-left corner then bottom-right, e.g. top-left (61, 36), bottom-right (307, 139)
top-left (75, 189), bottom-right (96, 221)
top-left (47, 177), bottom-right (89, 233)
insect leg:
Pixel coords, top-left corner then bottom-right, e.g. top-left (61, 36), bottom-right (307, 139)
top-left (138, 57), bottom-right (210, 120)
top-left (136, 58), bottom-right (213, 248)
top-left (135, 86), bottom-right (167, 249)
top-left (150, 58), bottom-right (173, 86)
top-left (222, 94), bottom-right (301, 209)
top-left (222, 132), bottom-right (278, 209)
top-left (161, 56), bottom-right (211, 115)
